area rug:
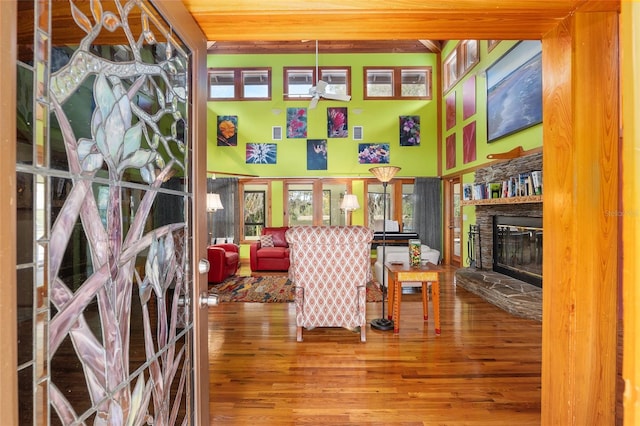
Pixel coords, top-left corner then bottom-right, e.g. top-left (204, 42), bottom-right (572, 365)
top-left (209, 274), bottom-right (383, 303)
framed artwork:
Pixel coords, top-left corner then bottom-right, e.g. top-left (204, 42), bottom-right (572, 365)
top-left (399, 115), bottom-right (420, 146)
top-left (217, 115), bottom-right (238, 146)
top-left (486, 40), bottom-right (542, 142)
top-left (445, 92), bottom-right (456, 130)
top-left (358, 143), bottom-right (390, 164)
top-left (286, 107), bottom-right (307, 138)
top-left (246, 143), bottom-right (277, 164)
top-left (487, 40), bottom-right (500, 52)
top-left (446, 133), bottom-right (456, 170)
top-left (462, 76), bottom-right (476, 120)
top-left (327, 107), bottom-right (348, 138)
top-left (307, 139), bottom-right (328, 170)
top-left (463, 121), bottom-right (477, 164)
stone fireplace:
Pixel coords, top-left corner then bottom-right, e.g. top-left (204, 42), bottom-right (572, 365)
top-left (455, 152), bottom-right (543, 321)
top-left (474, 203), bottom-right (543, 286)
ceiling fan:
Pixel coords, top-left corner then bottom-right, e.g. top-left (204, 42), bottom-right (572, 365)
top-left (307, 40), bottom-right (351, 109)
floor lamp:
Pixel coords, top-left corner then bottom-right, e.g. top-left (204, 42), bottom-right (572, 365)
top-left (369, 165), bottom-right (401, 331)
top-left (340, 194), bottom-right (359, 225)
top-left (207, 193), bottom-right (224, 244)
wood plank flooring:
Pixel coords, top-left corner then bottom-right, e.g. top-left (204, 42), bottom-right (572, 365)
top-left (207, 265), bottom-right (542, 425)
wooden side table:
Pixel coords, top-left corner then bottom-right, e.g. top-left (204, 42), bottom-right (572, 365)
top-left (385, 261), bottom-right (442, 335)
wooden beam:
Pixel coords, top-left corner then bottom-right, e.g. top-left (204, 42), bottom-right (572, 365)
top-left (541, 10), bottom-right (619, 425)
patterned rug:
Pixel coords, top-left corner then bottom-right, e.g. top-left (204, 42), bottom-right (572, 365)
top-left (209, 274), bottom-right (383, 303)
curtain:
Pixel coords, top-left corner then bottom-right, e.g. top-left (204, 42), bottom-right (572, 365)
top-left (207, 177), bottom-right (239, 243)
top-left (413, 177), bottom-right (442, 252)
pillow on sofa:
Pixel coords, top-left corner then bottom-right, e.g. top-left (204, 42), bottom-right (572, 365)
top-left (260, 234), bottom-right (275, 247)
top-left (264, 227), bottom-right (289, 247)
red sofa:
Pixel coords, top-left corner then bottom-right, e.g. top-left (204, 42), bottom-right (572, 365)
top-left (249, 227), bottom-right (290, 272)
top-left (207, 243), bottom-right (240, 284)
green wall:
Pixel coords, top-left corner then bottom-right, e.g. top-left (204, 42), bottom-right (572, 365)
top-left (207, 43), bottom-right (543, 265)
top-left (206, 53), bottom-right (440, 178)
top-left (440, 40), bottom-right (543, 266)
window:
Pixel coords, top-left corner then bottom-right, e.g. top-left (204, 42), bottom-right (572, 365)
top-left (365, 178), bottom-right (416, 231)
top-left (209, 69), bottom-right (235, 99)
top-left (285, 180), bottom-right (350, 226)
top-left (443, 40), bottom-right (479, 92)
top-left (208, 68), bottom-right (271, 100)
top-left (364, 67), bottom-right (432, 100)
top-left (401, 182), bottom-right (415, 232)
top-left (367, 182), bottom-right (396, 231)
top-left (283, 67), bottom-right (350, 100)
top-left (240, 182), bottom-right (269, 241)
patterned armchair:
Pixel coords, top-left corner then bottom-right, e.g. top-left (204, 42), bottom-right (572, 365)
top-left (285, 226), bottom-right (374, 342)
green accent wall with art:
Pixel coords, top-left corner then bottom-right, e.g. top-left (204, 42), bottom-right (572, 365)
top-left (440, 40), bottom-right (542, 174)
top-left (440, 40), bottom-right (543, 266)
top-left (206, 53), bottom-right (440, 178)
top-left (206, 43), bottom-right (543, 265)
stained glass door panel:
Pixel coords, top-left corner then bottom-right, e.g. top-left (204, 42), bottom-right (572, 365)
top-left (15, 1), bottom-right (197, 423)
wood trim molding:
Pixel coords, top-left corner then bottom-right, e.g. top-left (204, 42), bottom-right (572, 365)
top-left (541, 11), bottom-right (619, 425)
top-left (153, 1), bottom-right (209, 424)
top-left (621, 2), bottom-right (639, 423)
top-left (0, 0), bottom-right (18, 424)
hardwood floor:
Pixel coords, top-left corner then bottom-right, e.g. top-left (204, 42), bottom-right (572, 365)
top-left (207, 265), bottom-right (542, 425)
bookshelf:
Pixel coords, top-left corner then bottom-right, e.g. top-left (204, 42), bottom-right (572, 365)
top-left (460, 195), bottom-right (542, 206)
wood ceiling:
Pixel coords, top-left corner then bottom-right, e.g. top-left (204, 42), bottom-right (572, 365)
top-left (206, 40), bottom-right (443, 55)
top-left (181, 0), bottom-right (619, 53)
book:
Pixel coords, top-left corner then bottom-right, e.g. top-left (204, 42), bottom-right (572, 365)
top-left (531, 170), bottom-right (543, 195)
top-left (463, 184), bottom-right (473, 201)
top-left (518, 173), bottom-right (530, 196)
top-left (489, 182), bottom-right (502, 199)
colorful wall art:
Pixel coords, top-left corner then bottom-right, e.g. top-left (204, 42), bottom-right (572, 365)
top-left (399, 115), bottom-right (420, 146)
top-left (463, 76), bottom-right (476, 120)
top-left (486, 40), bottom-right (542, 142)
top-left (358, 143), bottom-right (390, 164)
top-left (446, 134), bottom-right (456, 169)
top-left (246, 143), bottom-right (277, 164)
top-left (217, 115), bottom-right (238, 146)
top-left (463, 121), bottom-right (477, 163)
top-left (286, 107), bottom-right (307, 138)
top-left (307, 139), bottom-right (328, 170)
top-left (327, 107), bottom-right (348, 138)
top-left (445, 92), bottom-right (456, 130)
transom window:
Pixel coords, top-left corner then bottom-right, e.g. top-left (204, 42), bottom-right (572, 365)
top-left (443, 40), bottom-right (479, 92)
top-left (364, 66), bottom-right (432, 100)
top-left (283, 67), bottom-right (351, 100)
top-left (208, 67), bottom-right (271, 100)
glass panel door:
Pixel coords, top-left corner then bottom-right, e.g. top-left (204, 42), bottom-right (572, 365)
top-left (446, 177), bottom-right (462, 266)
top-left (15, 1), bottom-right (199, 423)
top-left (323, 182), bottom-right (347, 225)
top-left (288, 184), bottom-right (314, 226)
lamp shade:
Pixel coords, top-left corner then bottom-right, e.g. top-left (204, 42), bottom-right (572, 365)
top-left (369, 165), bottom-right (401, 183)
top-left (207, 193), bottom-right (224, 212)
top-left (340, 194), bottom-right (360, 211)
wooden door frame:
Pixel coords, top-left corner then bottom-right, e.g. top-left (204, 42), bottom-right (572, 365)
top-left (153, 1), bottom-right (209, 424)
top-left (2, 2), bottom-right (632, 425)
top-left (0, 1), bottom-right (210, 423)
top-left (0, 0), bottom-right (18, 423)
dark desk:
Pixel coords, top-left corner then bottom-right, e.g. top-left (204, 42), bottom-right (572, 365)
top-left (371, 232), bottom-right (419, 248)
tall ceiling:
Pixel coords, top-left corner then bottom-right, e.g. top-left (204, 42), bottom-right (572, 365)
top-left (181, 0), bottom-right (618, 53)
